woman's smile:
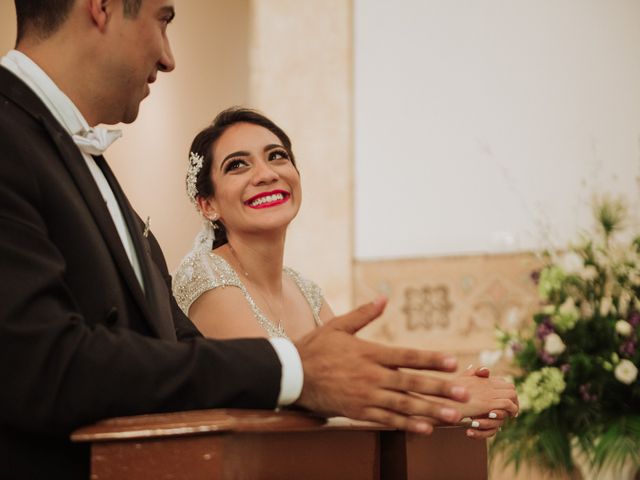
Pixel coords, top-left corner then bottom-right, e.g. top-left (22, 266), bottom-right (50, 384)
top-left (245, 190), bottom-right (290, 209)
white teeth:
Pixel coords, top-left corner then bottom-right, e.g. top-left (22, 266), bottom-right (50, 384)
top-left (249, 193), bottom-right (285, 207)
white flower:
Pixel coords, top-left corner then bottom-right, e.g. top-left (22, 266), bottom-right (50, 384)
top-left (614, 359), bottom-right (638, 385)
top-left (559, 297), bottom-right (578, 317)
top-left (558, 252), bottom-right (583, 274)
top-left (479, 349), bottom-right (503, 367)
top-left (618, 291), bottom-right (631, 317)
top-left (580, 265), bottom-right (599, 281)
top-left (544, 333), bottom-right (566, 355)
top-left (600, 297), bottom-right (613, 317)
top-left (580, 301), bottom-right (594, 320)
top-left (615, 320), bottom-right (633, 337)
top-left (504, 307), bottom-right (521, 329)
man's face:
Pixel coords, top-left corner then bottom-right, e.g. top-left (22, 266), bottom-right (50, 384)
top-left (100, 0), bottom-right (176, 124)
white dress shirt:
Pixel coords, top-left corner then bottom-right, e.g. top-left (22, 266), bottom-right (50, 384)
top-left (0, 49), bottom-right (303, 406)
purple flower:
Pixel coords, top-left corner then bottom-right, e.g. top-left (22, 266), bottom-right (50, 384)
top-left (620, 339), bottom-right (637, 357)
top-left (539, 351), bottom-right (556, 365)
top-left (560, 363), bottom-right (571, 374)
top-left (536, 317), bottom-right (555, 340)
top-left (579, 383), bottom-right (597, 402)
top-left (530, 270), bottom-right (541, 285)
top-left (628, 310), bottom-right (640, 327)
top-left (510, 341), bottom-right (523, 354)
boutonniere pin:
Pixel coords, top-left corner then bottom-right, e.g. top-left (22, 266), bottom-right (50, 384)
top-left (143, 216), bottom-right (151, 238)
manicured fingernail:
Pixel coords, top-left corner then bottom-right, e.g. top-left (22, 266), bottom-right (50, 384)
top-left (478, 366), bottom-right (490, 373)
top-left (443, 357), bottom-right (457, 369)
top-left (471, 420), bottom-right (480, 428)
top-left (489, 412), bottom-right (498, 419)
top-left (466, 363), bottom-right (474, 370)
top-left (440, 407), bottom-right (458, 422)
top-left (451, 386), bottom-right (467, 399)
top-left (467, 429), bottom-right (475, 437)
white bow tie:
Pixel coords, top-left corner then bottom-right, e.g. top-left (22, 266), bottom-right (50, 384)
top-left (72, 127), bottom-right (122, 156)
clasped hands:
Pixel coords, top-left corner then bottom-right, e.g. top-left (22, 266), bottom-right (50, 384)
top-left (294, 297), bottom-right (518, 437)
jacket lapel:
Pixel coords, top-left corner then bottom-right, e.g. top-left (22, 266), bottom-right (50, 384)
top-left (0, 66), bottom-right (173, 339)
top-left (93, 155), bottom-right (177, 341)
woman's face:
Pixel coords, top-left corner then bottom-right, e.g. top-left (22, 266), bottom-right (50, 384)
top-left (204, 122), bottom-right (301, 238)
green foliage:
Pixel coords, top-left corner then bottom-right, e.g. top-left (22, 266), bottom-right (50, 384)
top-left (490, 196), bottom-right (640, 474)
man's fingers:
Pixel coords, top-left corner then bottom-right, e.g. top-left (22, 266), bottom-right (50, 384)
top-left (377, 347), bottom-right (458, 372)
top-left (361, 407), bottom-right (435, 434)
top-left (329, 297), bottom-right (387, 334)
top-left (373, 390), bottom-right (462, 423)
top-left (386, 370), bottom-right (469, 404)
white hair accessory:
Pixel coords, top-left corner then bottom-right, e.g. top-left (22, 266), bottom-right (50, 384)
top-left (186, 151), bottom-right (204, 204)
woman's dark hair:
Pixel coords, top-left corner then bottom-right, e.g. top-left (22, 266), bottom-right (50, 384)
top-left (189, 106), bottom-right (297, 249)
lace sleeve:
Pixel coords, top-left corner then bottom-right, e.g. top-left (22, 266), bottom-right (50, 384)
top-left (284, 267), bottom-right (324, 326)
top-left (172, 249), bottom-right (242, 317)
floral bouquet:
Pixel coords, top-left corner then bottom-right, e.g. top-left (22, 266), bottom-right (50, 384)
top-left (490, 197), bottom-right (640, 476)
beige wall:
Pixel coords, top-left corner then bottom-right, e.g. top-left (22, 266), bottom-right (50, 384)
top-left (0, 1), bottom-right (353, 311)
top-left (247, 0), bottom-right (353, 312)
top-left (0, 4), bottom-right (16, 49)
top-left (0, 1), bottom-right (250, 271)
top-left (106, 0), bottom-right (251, 272)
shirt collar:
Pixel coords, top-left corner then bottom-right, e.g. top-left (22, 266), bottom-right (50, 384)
top-left (1, 49), bottom-right (102, 138)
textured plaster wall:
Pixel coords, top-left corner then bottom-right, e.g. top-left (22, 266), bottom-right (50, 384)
top-left (248, 0), bottom-right (354, 312)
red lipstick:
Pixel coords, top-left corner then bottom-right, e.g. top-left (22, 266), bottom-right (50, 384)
top-left (245, 190), bottom-right (290, 209)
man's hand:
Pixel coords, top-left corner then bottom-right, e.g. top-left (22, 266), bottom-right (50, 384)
top-left (294, 297), bottom-right (470, 434)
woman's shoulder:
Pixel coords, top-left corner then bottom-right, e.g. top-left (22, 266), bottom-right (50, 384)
top-left (172, 250), bottom-right (242, 316)
top-left (284, 266), bottom-right (324, 316)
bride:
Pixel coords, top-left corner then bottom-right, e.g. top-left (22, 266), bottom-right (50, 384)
top-left (173, 107), bottom-right (332, 341)
top-left (173, 107), bottom-right (518, 437)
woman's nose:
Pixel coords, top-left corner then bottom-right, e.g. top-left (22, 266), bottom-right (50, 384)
top-left (252, 160), bottom-right (279, 185)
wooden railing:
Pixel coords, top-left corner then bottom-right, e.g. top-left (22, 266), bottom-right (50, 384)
top-left (72, 409), bottom-right (487, 479)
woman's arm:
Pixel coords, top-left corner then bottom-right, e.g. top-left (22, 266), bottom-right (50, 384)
top-left (189, 287), bottom-right (268, 339)
top-left (318, 300), bottom-right (335, 324)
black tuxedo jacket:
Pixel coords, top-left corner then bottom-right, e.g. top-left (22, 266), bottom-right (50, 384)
top-left (0, 66), bottom-right (281, 479)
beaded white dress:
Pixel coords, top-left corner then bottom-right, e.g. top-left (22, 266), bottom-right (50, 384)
top-left (172, 227), bottom-right (323, 339)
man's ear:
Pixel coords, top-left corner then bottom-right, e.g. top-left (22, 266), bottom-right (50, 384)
top-left (88, 0), bottom-right (111, 31)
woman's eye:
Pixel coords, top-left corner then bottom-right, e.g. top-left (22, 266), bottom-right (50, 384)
top-left (269, 150), bottom-right (290, 161)
top-left (224, 159), bottom-right (248, 173)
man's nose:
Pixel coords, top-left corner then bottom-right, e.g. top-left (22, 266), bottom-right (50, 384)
top-left (158, 37), bottom-right (176, 73)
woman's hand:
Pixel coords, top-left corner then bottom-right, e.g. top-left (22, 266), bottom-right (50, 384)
top-left (461, 365), bottom-right (519, 439)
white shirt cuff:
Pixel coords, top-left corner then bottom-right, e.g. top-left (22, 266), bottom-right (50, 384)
top-left (268, 337), bottom-right (303, 406)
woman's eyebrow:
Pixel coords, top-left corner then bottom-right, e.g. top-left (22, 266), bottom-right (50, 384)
top-left (220, 151), bottom-right (250, 170)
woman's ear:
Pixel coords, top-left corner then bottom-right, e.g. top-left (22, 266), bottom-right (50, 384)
top-left (196, 196), bottom-right (219, 221)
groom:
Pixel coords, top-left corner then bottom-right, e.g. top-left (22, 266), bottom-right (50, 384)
top-left (0, 1), bottom-right (471, 478)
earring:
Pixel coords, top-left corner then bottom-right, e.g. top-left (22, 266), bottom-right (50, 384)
top-left (209, 213), bottom-right (220, 229)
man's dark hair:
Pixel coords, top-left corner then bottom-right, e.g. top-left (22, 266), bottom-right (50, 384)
top-left (15, 0), bottom-right (143, 43)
